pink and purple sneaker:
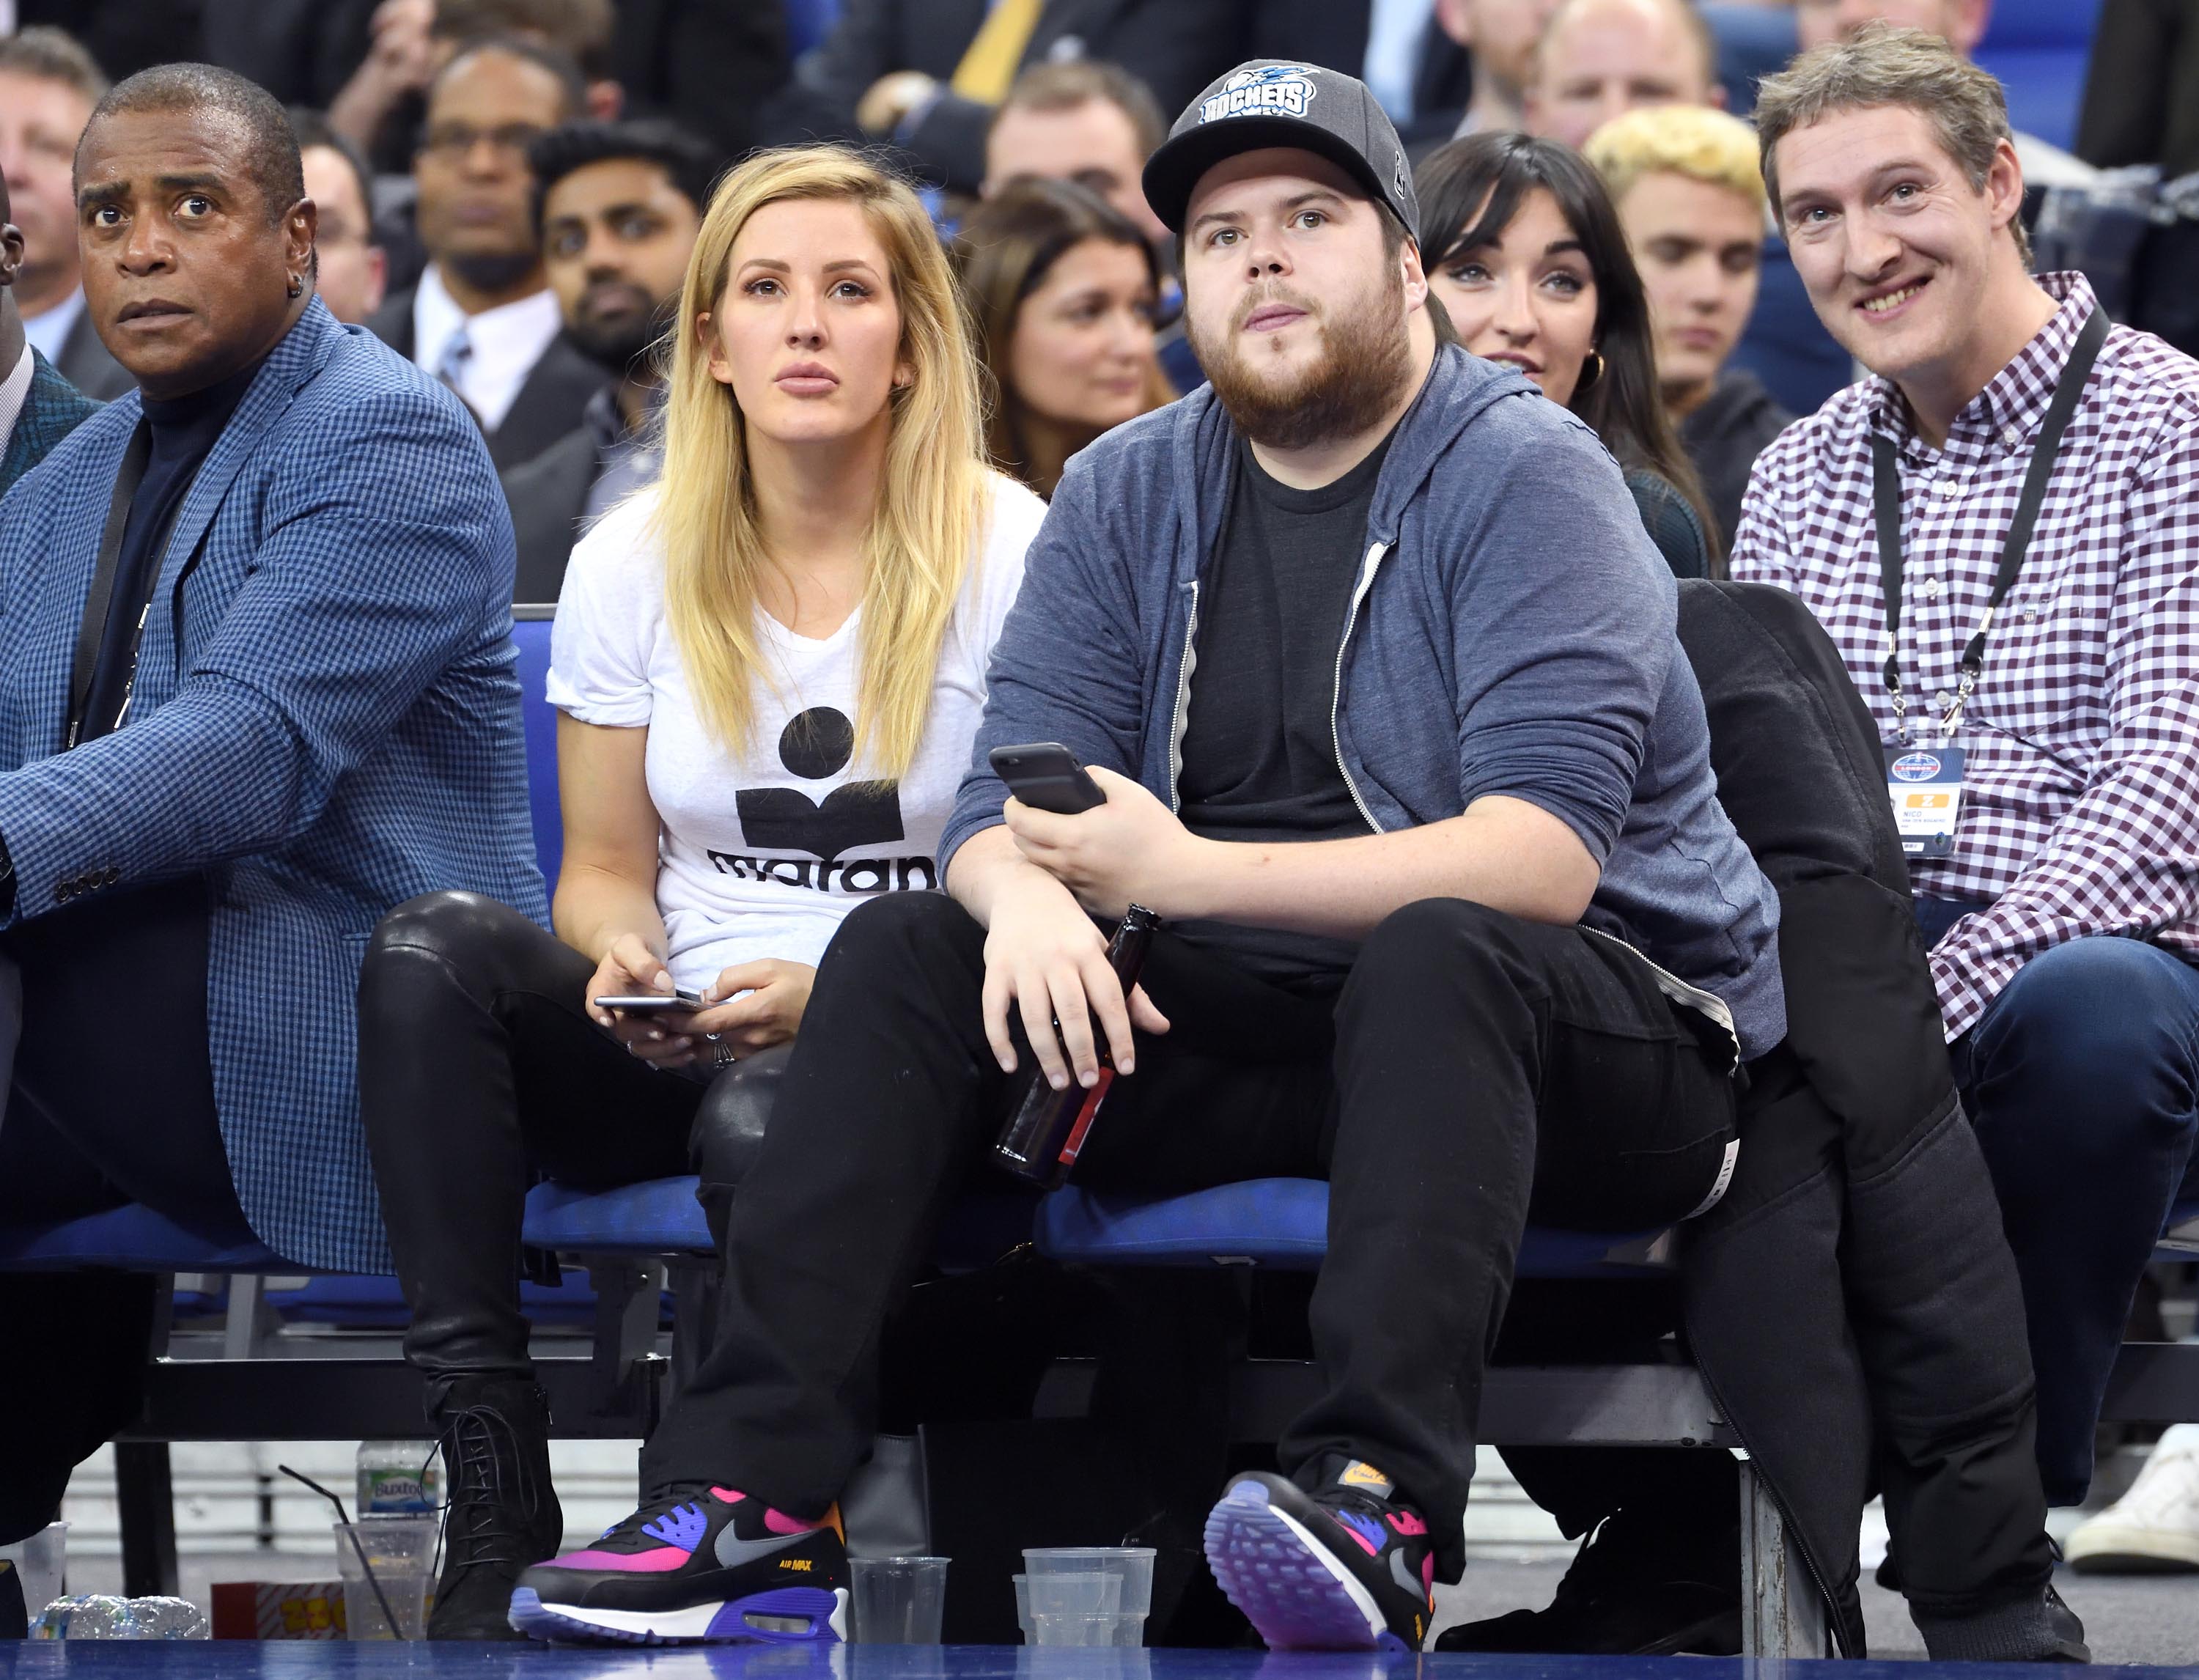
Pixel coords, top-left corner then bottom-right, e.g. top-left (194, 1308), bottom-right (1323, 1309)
top-left (509, 1484), bottom-right (847, 1645)
top-left (1204, 1458), bottom-right (1435, 1651)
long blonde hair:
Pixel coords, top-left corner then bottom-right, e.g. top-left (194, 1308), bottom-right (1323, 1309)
top-left (655, 146), bottom-right (989, 776)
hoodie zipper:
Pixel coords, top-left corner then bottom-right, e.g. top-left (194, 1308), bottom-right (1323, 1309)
top-left (1166, 581), bottom-right (1199, 811)
top-left (1329, 540), bottom-right (1388, 833)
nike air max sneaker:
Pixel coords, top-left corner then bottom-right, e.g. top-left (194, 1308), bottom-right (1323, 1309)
top-left (509, 1484), bottom-right (847, 1645)
top-left (1204, 1457), bottom-right (1435, 1651)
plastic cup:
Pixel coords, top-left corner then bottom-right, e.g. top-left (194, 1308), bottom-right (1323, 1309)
top-left (333, 1518), bottom-right (435, 1640)
top-left (1029, 1613), bottom-right (1121, 1646)
top-left (0, 1522), bottom-right (67, 1621)
top-left (1013, 1574), bottom-right (1034, 1643)
top-left (847, 1555), bottom-right (949, 1643)
top-left (1024, 1572), bottom-right (1120, 1618)
top-left (1020, 1548), bottom-right (1152, 1645)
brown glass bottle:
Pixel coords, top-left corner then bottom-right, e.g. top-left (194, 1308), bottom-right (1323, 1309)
top-left (992, 905), bottom-right (1162, 1190)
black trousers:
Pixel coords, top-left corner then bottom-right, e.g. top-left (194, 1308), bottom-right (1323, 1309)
top-left (359, 891), bottom-right (735, 1401)
top-left (0, 879), bottom-right (243, 1543)
top-left (638, 891), bottom-right (1739, 1568)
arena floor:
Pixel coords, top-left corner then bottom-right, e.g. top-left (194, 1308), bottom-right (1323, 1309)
top-left (2, 1644), bottom-right (2197, 1677)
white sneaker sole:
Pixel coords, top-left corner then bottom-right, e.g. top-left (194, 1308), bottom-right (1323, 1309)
top-left (2066, 1525), bottom-right (2199, 1574)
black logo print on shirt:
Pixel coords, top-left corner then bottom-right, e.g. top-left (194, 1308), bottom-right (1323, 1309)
top-left (735, 707), bottom-right (905, 860)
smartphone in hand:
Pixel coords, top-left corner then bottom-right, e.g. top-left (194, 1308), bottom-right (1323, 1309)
top-left (597, 990), bottom-right (705, 1014)
top-left (990, 742), bottom-right (1106, 815)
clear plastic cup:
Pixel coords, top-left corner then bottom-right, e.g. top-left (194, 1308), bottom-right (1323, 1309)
top-left (1028, 1613), bottom-right (1121, 1647)
top-left (0, 1521), bottom-right (67, 1622)
top-left (847, 1555), bottom-right (949, 1643)
top-left (1013, 1574), bottom-right (1034, 1643)
top-left (1021, 1546), bottom-right (1153, 1645)
top-left (1025, 1572), bottom-right (1120, 1619)
top-left (333, 1517), bottom-right (435, 1639)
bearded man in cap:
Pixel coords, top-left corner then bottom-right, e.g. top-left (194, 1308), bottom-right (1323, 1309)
top-left (504, 62), bottom-right (1783, 1651)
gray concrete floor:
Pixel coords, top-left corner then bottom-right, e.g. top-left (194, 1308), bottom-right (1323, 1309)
top-left (1434, 1558), bottom-right (2199, 1668)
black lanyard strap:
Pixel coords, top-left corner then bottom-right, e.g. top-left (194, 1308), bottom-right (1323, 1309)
top-left (67, 420), bottom-right (152, 750)
top-left (1870, 305), bottom-right (2110, 744)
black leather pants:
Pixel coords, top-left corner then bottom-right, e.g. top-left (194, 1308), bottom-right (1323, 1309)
top-left (358, 891), bottom-right (784, 1403)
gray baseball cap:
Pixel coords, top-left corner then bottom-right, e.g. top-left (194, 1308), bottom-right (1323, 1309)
top-left (1141, 62), bottom-right (1420, 241)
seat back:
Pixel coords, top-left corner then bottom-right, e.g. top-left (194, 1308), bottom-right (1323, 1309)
top-left (512, 607), bottom-right (562, 888)
top-left (1974, 0), bottom-right (2103, 151)
top-left (1676, 580), bottom-right (1909, 895)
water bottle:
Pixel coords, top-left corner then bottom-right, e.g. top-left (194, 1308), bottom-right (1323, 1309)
top-left (356, 1440), bottom-right (438, 1517)
top-left (31, 1595), bottom-right (207, 1638)
top-left (994, 906), bottom-right (1161, 1190)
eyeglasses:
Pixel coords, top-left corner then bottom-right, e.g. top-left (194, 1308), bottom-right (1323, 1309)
top-left (418, 122), bottom-right (546, 164)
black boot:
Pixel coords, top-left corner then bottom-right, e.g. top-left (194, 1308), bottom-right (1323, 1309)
top-left (1436, 1505), bottom-right (1741, 1656)
top-left (427, 1377), bottom-right (564, 1640)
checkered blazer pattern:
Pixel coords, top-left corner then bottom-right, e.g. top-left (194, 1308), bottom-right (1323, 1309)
top-left (0, 301), bottom-right (548, 1272)
top-left (0, 350), bottom-right (101, 499)
top-left (1732, 273), bottom-right (2199, 1039)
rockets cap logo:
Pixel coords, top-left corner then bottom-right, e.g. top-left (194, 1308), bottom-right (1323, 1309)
top-left (1201, 64), bottom-right (1320, 123)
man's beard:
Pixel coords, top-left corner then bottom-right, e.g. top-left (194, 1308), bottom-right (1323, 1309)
top-left (442, 248), bottom-right (544, 297)
top-left (1188, 273), bottom-right (1412, 450)
top-left (569, 287), bottom-right (679, 378)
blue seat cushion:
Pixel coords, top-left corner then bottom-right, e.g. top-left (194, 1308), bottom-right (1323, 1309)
top-left (521, 1175), bottom-right (1039, 1274)
top-left (0, 1204), bottom-right (295, 1272)
top-left (1034, 1178), bottom-right (1673, 1275)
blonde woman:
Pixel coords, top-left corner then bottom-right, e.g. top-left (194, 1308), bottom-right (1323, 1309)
top-left (356, 147), bottom-right (1043, 1642)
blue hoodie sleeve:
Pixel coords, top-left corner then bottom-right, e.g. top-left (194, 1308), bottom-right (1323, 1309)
top-left (1441, 402), bottom-right (1673, 864)
top-left (938, 452), bottom-right (1154, 882)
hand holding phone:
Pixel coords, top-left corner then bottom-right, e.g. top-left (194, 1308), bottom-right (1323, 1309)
top-left (586, 932), bottom-right (700, 1067)
top-left (990, 742), bottom-right (1105, 815)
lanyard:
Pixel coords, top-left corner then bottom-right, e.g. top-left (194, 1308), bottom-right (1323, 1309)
top-left (1870, 306), bottom-right (2109, 746)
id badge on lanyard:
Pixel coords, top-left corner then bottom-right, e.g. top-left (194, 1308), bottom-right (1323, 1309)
top-left (1885, 742), bottom-right (1965, 858)
top-left (1870, 306), bottom-right (2108, 865)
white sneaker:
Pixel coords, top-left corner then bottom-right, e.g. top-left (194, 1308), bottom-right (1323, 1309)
top-left (2066, 1424), bottom-right (2199, 1573)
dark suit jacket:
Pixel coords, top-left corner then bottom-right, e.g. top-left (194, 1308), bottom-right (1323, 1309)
top-left (762, 0), bottom-right (1254, 192)
top-left (55, 307), bottom-right (136, 402)
top-left (500, 425), bottom-right (603, 605)
top-left (0, 350), bottom-right (101, 499)
top-left (364, 284), bottom-right (611, 473)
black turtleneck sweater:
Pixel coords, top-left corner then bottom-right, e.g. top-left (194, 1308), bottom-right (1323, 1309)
top-left (79, 358), bottom-right (263, 743)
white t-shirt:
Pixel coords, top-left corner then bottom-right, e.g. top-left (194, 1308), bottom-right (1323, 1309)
top-left (548, 474), bottom-right (1045, 992)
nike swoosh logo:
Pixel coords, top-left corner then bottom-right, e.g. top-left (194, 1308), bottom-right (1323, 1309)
top-left (715, 1530), bottom-right (808, 1569)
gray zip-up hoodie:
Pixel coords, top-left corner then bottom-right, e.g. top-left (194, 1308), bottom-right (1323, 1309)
top-left (942, 344), bottom-right (1786, 1056)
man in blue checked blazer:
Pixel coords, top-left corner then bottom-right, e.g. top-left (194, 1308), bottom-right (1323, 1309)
top-left (0, 65), bottom-right (546, 1544)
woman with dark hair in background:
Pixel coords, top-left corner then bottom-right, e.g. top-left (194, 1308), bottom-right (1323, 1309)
top-left (1415, 130), bottom-right (1723, 576)
top-left (952, 175), bottom-right (1174, 498)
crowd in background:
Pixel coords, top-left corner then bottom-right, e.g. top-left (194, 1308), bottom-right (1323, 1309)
top-left (0, 0), bottom-right (2195, 1657)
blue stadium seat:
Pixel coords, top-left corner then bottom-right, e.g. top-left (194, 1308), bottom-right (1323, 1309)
top-left (512, 609), bottom-right (562, 887)
top-left (0, 1204), bottom-right (295, 1273)
top-left (522, 1175), bottom-right (1040, 1275)
top-left (1973, 0), bottom-right (2103, 153)
top-left (1036, 1178), bottom-right (1674, 1275)
top-left (785, 0), bottom-right (841, 58)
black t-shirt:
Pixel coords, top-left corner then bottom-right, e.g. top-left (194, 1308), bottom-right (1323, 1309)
top-left (1174, 427), bottom-right (1395, 990)
top-left (80, 358), bottom-right (262, 743)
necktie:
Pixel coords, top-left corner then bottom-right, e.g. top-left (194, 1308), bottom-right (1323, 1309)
top-left (436, 324), bottom-right (476, 410)
top-left (950, 0), bottom-right (1044, 104)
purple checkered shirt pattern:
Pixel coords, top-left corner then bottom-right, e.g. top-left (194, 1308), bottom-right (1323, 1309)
top-left (1731, 273), bottom-right (2199, 1040)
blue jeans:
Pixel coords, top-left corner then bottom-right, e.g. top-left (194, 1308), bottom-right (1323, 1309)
top-left (1933, 914), bottom-right (2199, 1503)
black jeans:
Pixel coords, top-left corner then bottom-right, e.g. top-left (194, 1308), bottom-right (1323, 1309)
top-left (0, 878), bottom-right (243, 1543)
top-left (638, 891), bottom-right (1739, 1567)
top-left (360, 891), bottom-right (756, 1404)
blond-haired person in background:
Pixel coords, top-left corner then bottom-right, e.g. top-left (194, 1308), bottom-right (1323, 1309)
top-left (1585, 104), bottom-right (1794, 550)
top-left (355, 145), bottom-right (1043, 1642)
